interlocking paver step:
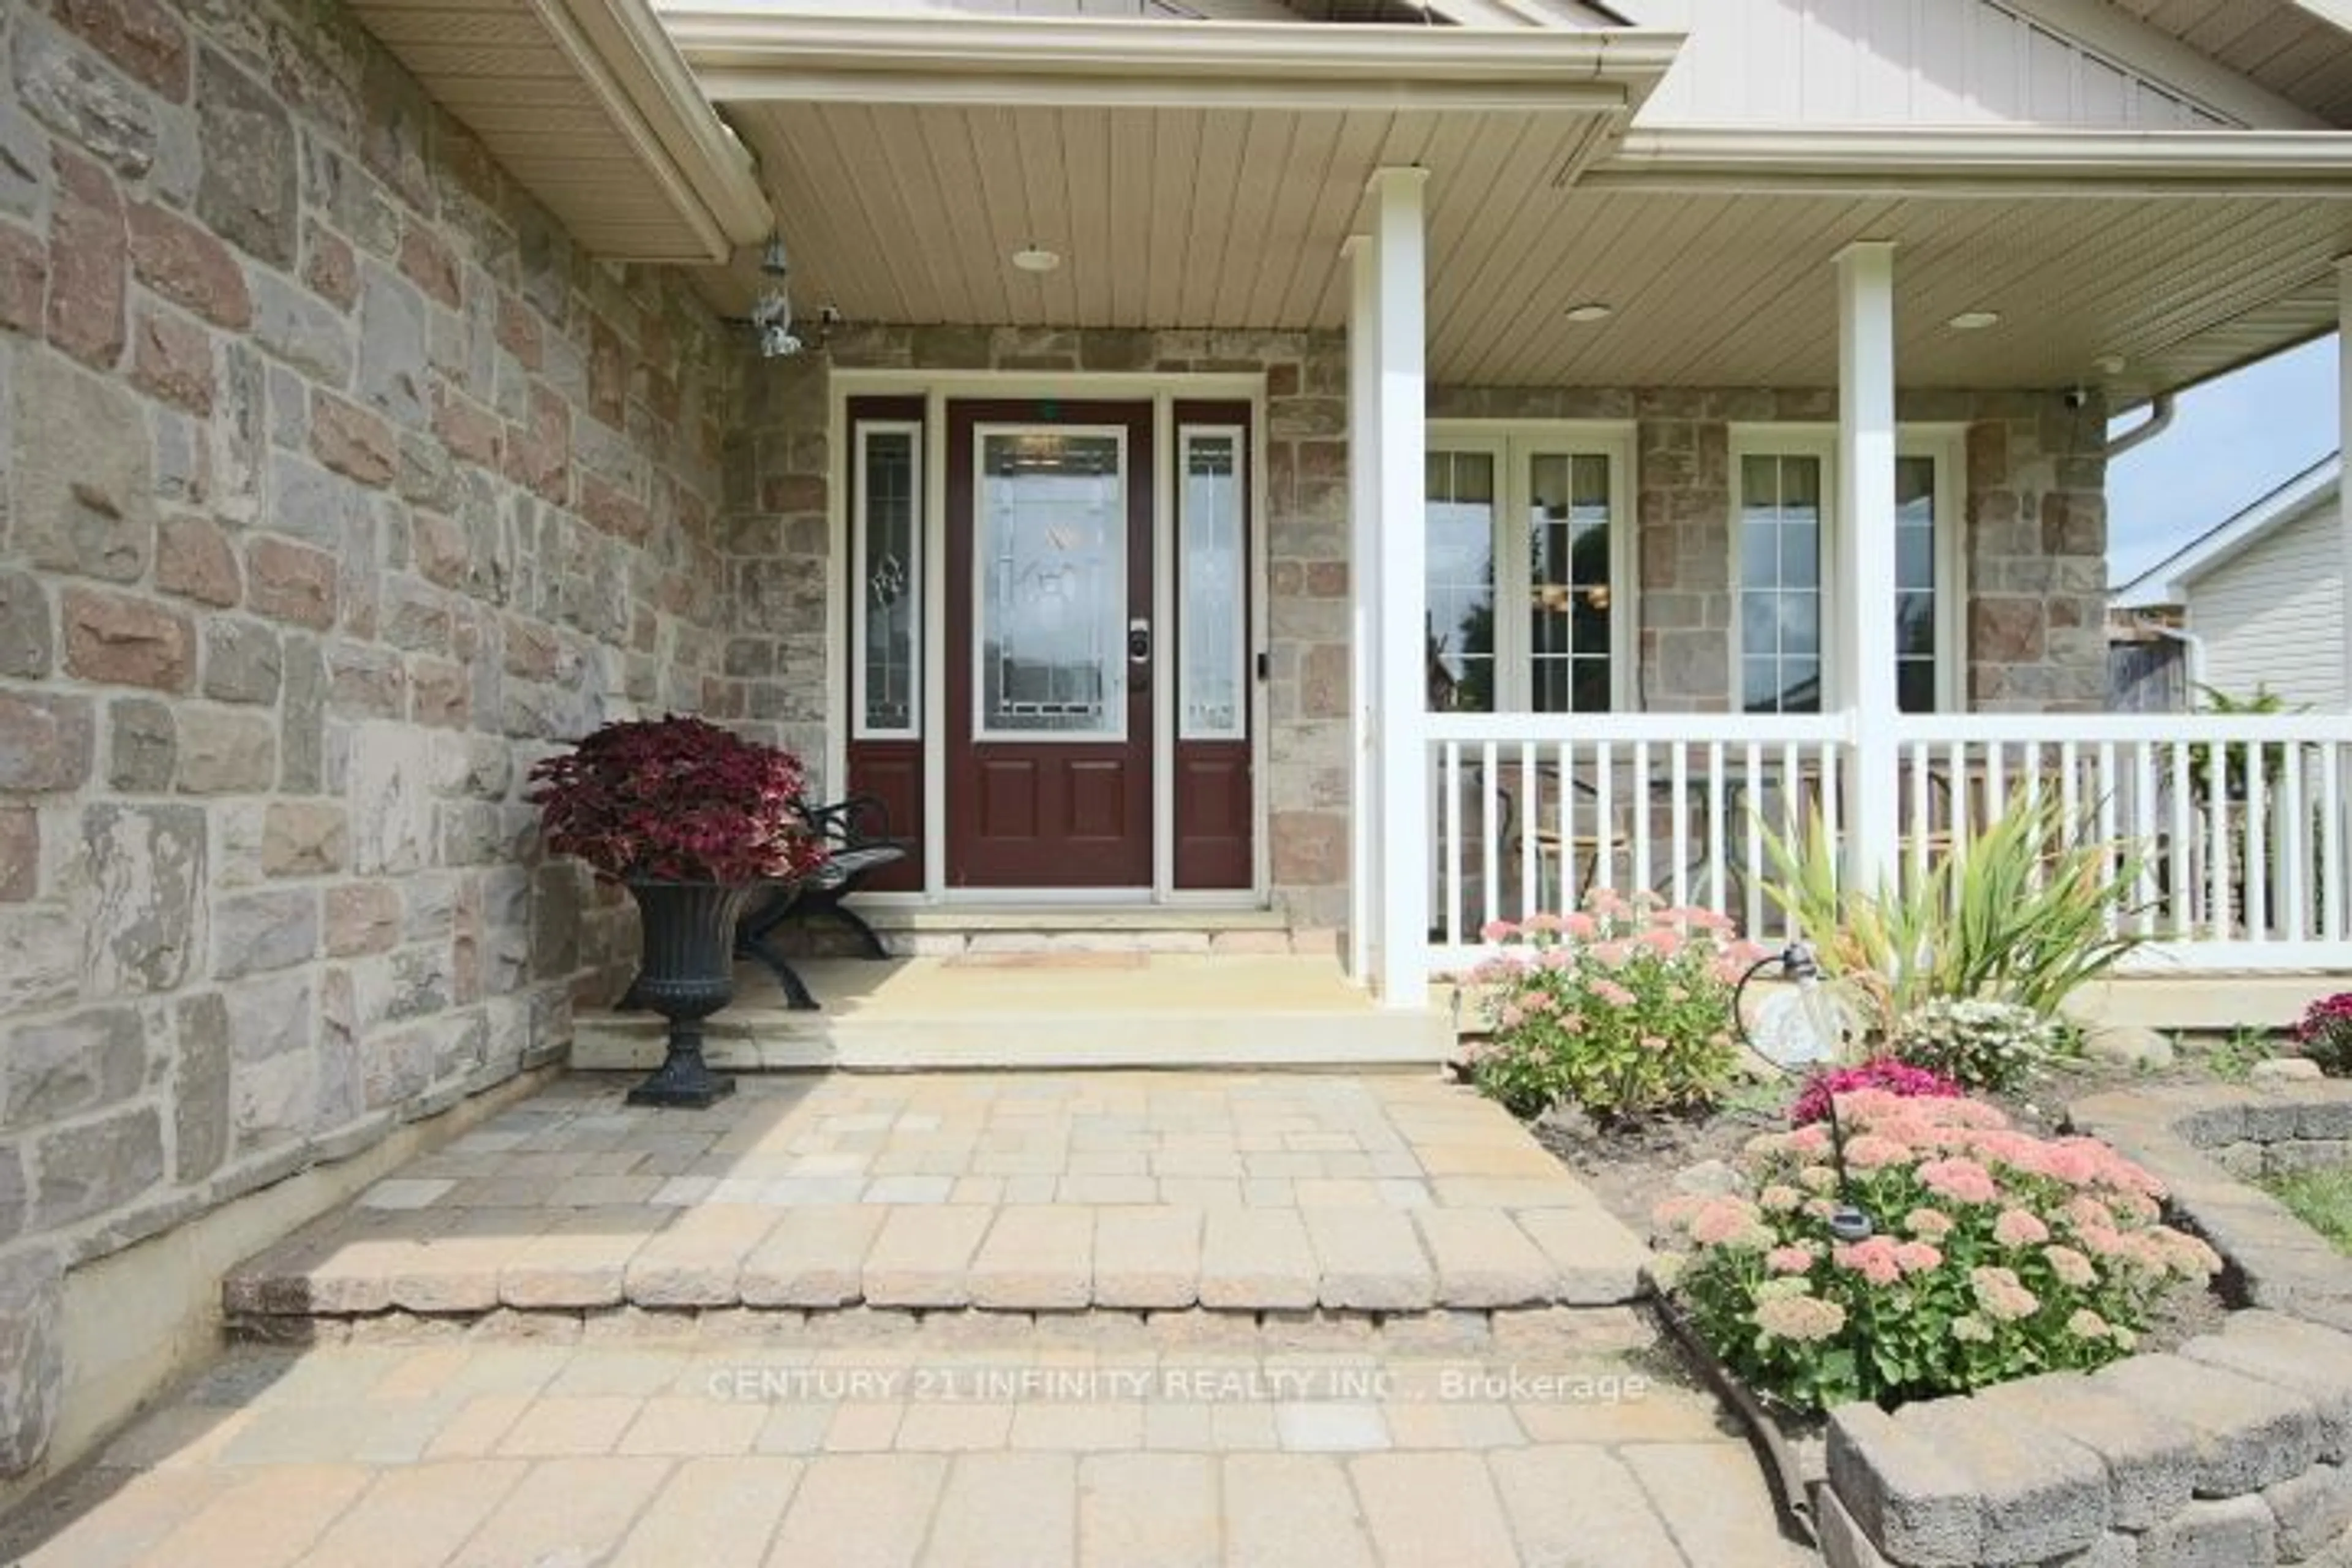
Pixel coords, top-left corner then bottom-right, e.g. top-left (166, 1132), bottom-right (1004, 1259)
top-left (221, 1072), bottom-right (1656, 1321)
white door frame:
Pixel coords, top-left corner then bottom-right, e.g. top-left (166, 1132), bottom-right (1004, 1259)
top-left (829, 369), bottom-right (1270, 906)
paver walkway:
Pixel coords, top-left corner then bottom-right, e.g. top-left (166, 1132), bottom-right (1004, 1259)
top-left (228, 1072), bottom-right (1653, 1324)
top-left (0, 1314), bottom-right (1815, 1567)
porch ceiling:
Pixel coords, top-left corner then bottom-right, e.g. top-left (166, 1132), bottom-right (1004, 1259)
top-left (710, 92), bottom-right (2352, 400)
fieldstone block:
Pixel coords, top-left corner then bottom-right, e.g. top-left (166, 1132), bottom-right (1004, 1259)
top-left (1972, 1375), bottom-right (2200, 1529)
top-left (212, 887), bottom-right (318, 979)
top-left (1897, 1397), bottom-right (2113, 1562)
top-left (0, 690), bottom-right (95, 793)
top-left (195, 45), bottom-right (295, 267)
top-left (0, 1248), bottom-right (62, 1477)
top-left (358, 260), bottom-right (428, 428)
top-left (223, 971), bottom-right (312, 1065)
top-left (2, 1004), bottom-right (148, 1130)
top-left (2140, 1494), bottom-right (2277, 1568)
top-left (62, 588), bottom-right (194, 692)
top-left (15, 17), bottom-right (154, 176)
top-left (126, 198), bottom-right (251, 329)
top-left (106, 695), bottom-right (173, 791)
top-left (280, 635), bottom-right (326, 792)
top-left (15, 352), bottom-right (154, 582)
top-left (32, 1104), bottom-right (164, 1229)
top-left (2095, 1354), bottom-right (2321, 1498)
top-left (349, 722), bottom-right (432, 873)
top-left (0, 571), bottom-right (51, 677)
top-left (246, 537), bottom-right (337, 629)
top-left (46, 147), bottom-right (129, 371)
top-left (81, 802), bottom-right (203, 992)
top-left (0, 809), bottom-right (32, 902)
top-left (172, 991), bottom-right (230, 1182)
top-left (155, 514), bottom-right (241, 608)
top-left (175, 704), bottom-right (276, 793)
top-left (1829, 1402), bottom-right (1985, 1567)
top-left (200, 617), bottom-right (282, 704)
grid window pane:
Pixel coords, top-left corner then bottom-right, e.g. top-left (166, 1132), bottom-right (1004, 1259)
top-left (1738, 454), bottom-right (1823, 714)
top-left (859, 427), bottom-right (919, 733)
top-left (1426, 450), bottom-right (1496, 711)
top-left (1528, 450), bottom-right (1614, 712)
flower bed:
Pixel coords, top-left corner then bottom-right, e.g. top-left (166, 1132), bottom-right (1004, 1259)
top-left (1814, 1080), bottom-right (2352, 1568)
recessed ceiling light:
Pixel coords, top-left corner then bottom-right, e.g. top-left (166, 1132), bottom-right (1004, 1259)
top-left (1563, 302), bottom-right (1613, 323)
top-left (1011, 246), bottom-right (1061, 274)
top-left (1947, 309), bottom-right (2001, 331)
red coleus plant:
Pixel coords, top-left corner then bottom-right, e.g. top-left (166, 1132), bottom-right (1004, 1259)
top-left (526, 715), bottom-right (831, 886)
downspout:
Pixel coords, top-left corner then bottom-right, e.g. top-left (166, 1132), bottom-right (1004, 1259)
top-left (2103, 391), bottom-right (2176, 461)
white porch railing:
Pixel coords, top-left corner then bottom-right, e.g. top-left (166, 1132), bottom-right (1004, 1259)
top-left (1427, 711), bottom-right (2352, 975)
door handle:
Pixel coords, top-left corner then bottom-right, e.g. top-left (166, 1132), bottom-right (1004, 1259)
top-left (1128, 619), bottom-right (1151, 663)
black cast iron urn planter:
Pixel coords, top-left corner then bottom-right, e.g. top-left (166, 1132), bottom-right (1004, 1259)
top-left (624, 878), bottom-right (758, 1108)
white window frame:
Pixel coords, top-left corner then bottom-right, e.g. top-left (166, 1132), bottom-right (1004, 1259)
top-left (1426, 420), bottom-right (1639, 713)
top-left (1176, 422), bottom-right (1248, 742)
top-left (1728, 424), bottom-right (1966, 714)
top-left (851, 418), bottom-right (924, 740)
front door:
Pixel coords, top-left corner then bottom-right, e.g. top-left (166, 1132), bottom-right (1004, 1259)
top-left (945, 401), bottom-right (1155, 888)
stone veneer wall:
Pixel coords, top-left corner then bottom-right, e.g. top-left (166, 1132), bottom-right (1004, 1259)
top-left (1428, 385), bottom-right (2111, 714)
top-left (725, 324), bottom-right (1356, 933)
top-left (0, 0), bottom-right (742, 1477)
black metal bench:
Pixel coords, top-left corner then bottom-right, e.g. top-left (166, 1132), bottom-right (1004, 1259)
top-left (731, 794), bottom-right (909, 1010)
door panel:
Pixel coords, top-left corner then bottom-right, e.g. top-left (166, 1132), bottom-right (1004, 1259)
top-left (947, 401), bottom-right (1154, 888)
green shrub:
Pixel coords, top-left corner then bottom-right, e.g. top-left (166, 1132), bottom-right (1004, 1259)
top-left (1889, 997), bottom-right (2068, 1093)
top-left (1465, 892), bottom-right (1758, 1125)
top-left (1657, 1090), bottom-right (2218, 1412)
top-left (1765, 794), bottom-right (2147, 1039)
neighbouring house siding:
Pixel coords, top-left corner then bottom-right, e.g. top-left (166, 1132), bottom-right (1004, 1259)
top-left (2185, 494), bottom-right (2346, 710)
top-left (1623, 0), bottom-right (2244, 129)
top-left (0, 0), bottom-right (742, 1478)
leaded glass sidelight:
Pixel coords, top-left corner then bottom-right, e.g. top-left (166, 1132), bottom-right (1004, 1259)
top-left (976, 429), bottom-right (1127, 738)
top-left (856, 424), bottom-right (921, 736)
top-left (1180, 427), bottom-right (1246, 739)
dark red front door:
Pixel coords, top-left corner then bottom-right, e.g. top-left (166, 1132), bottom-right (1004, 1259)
top-left (946, 401), bottom-right (1155, 888)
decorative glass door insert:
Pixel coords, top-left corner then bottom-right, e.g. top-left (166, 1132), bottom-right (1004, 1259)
top-left (975, 428), bottom-right (1128, 740)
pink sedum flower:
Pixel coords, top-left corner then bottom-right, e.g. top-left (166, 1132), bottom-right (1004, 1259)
top-left (1754, 1294), bottom-right (1847, 1343)
top-left (1766, 1245), bottom-right (1815, 1275)
top-left (1893, 1240), bottom-right (1943, 1274)
top-left (2043, 1245), bottom-right (2097, 1288)
top-left (1905, 1207), bottom-right (1956, 1240)
top-left (1970, 1265), bottom-right (2040, 1322)
top-left (1918, 1157), bottom-right (1998, 1206)
top-left (1994, 1209), bottom-right (2051, 1247)
top-left (1832, 1237), bottom-right (1905, 1287)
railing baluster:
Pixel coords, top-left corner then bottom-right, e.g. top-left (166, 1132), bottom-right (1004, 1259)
top-left (2325, 743), bottom-right (2344, 943)
top-left (2283, 741), bottom-right (2307, 944)
top-left (2207, 739), bottom-right (2228, 940)
top-left (1987, 741), bottom-right (2008, 822)
top-left (2247, 740), bottom-right (2268, 945)
top-left (1596, 741), bottom-right (1615, 891)
top-left (1781, 740), bottom-right (1802, 944)
top-left (1556, 740), bottom-right (1575, 914)
top-left (2133, 742), bottom-right (2158, 938)
top-left (2170, 738), bottom-right (2192, 940)
top-left (1633, 740), bottom-right (1653, 897)
top-left (1670, 742), bottom-right (1691, 908)
top-left (1518, 743), bottom-right (1537, 919)
top-left (1480, 744), bottom-right (1501, 933)
top-left (1743, 741), bottom-right (1764, 941)
top-left (1706, 742), bottom-right (1727, 917)
top-left (1444, 740), bottom-right (1463, 948)
top-left (2096, 742), bottom-right (2117, 937)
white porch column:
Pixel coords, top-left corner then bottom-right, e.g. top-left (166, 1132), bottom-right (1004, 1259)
top-left (1345, 236), bottom-right (1382, 982)
top-left (1834, 241), bottom-right (1900, 892)
top-left (2339, 259), bottom-right (2351, 710)
top-left (1371, 167), bottom-right (1430, 1008)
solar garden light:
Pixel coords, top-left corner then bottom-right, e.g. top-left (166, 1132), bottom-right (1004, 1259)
top-left (1732, 939), bottom-right (1874, 1243)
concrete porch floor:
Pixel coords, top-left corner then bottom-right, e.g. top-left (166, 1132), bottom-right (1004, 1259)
top-left (570, 954), bottom-right (1457, 1072)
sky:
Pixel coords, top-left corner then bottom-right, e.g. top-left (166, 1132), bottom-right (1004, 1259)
top-left (2105, 333), bottom-right (2340, 590)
